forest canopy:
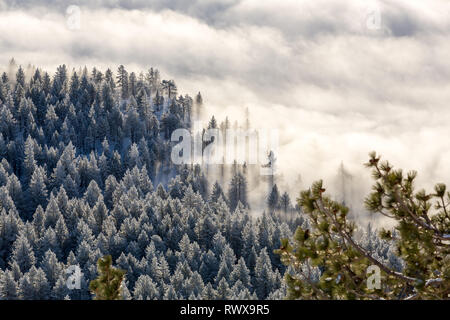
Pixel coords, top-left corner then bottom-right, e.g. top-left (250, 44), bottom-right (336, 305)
top-left (0, 63), bottom-right (446, 300)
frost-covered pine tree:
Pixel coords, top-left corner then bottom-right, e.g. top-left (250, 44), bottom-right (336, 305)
top-left (279, 192), bottom-right (291, 215)
top-left (228, 173), bottom-right (248, 211)
top-left (133, 275), bottom-right (159, 300)
top-left (0, 270), bottom-right (19, 299)
top-left (28, 166), bottom-right (48, 212)
top-left (10, 235), bottom-right (35, 273)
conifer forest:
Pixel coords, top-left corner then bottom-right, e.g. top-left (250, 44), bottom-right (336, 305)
top-left (0, 0), bottom-right (448, 302)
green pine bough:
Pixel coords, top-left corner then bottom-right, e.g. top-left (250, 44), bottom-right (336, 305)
top-left (275, 152), bottom-right (449, 300)
top-left (89, 255), bottom-right (126, 300)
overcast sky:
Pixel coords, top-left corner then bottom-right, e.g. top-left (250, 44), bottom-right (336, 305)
top-left (1, 0), bottom-right (450, 219)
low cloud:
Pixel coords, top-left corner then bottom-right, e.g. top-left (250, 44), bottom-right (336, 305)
top-left (1, 0), bottom-right (450, 223)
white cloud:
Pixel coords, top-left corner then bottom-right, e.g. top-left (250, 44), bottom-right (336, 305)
top-left (1, 0), bottom-right (450, 223)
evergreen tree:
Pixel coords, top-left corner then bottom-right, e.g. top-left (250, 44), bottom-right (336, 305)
top-left (23, 136), bottom-right (36, 184)
top-left (195, 92), bottom-right (203, 120)
top-left (230, 257), bottom-right (251, 288)
top-left (40, 250), bottom-right (63, 287)
top-left (128, 72), bottom-right (137, 98)
top-left (211, 181), bottom-right (226, 203)
top-left (117, 65), bottom-right (129, 100)
top-left (0, 270), bottom-right (19, 299)
top-left (216, 278), bottom-right (231, 300)
top-left (268, 184), bottom-right (280, 212)
top-left (208, 116), bottom-right (217, 129)
top-left (28, 166), bottom-right (48, 212)
top-left (280, 192), bottom-right (291, 214)
top-left (11, 235), bottom-right (36, 273)
top-left (253, 248), bottom-right (275, 299)
top-left (133, 275), bottom-right (159, 300)
top-left (277, 153), bottom-right (450, 299)
top-left (89, 255), bottom-right (126, 300)
top-left (228, 173), bottom-right (248, 211)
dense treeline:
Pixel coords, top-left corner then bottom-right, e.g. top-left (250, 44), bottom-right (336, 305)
top-left (0, 64), bottom-right (396, 299)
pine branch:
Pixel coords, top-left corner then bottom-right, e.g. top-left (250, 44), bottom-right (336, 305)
top-left (314, 197), bottom-right (417, 284)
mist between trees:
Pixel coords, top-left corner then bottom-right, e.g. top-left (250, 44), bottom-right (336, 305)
top-left (0, 62), bottom-right (446, 300)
